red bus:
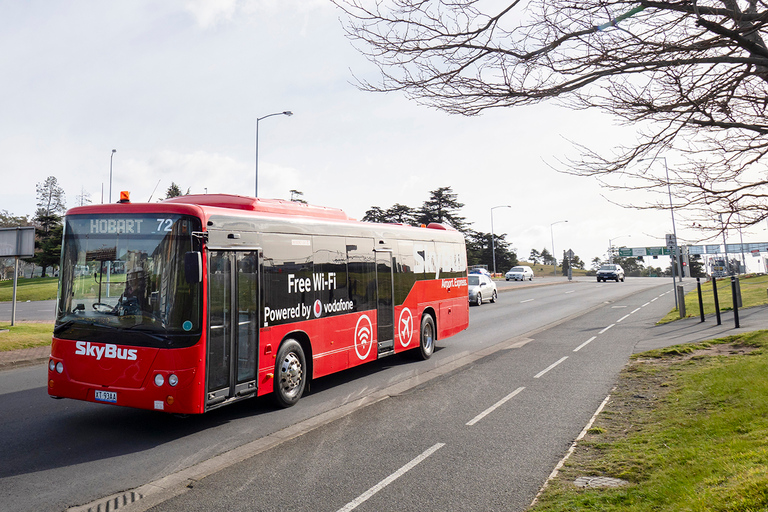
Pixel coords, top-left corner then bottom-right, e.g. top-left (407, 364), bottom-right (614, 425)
top-left (48, 194), bottom-right (469, 414)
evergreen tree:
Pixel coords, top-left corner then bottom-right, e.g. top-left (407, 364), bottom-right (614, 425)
top-left (33, 176), bottom-right (67, 277)
top-left (417, 186), bottom-right (470, 233)
top-left (386, 203), bottom-right (417, 224)
top-left (362, 206), bottom-right (387, 223)
top-left (539, 248), bottom-right (554, 266)
top-left (165, 182), bottom-right (183, 198)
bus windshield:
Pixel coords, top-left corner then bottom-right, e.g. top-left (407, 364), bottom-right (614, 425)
top-left (55, 213), bottom-right (203, 348)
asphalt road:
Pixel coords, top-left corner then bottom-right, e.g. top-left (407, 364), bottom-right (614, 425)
top-left (0, 298), bottom-right (56, 323)
top-left (0, 278), bottom-right (675, 512)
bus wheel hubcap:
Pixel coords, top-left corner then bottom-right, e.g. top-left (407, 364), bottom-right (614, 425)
top-left (280, 353), bottom-right (303, 397)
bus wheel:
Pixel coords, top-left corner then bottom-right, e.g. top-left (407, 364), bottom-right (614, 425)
top-left (273, 339), bottom-right (306, 408)
top-left (418, 315), bottom-right (436, 360)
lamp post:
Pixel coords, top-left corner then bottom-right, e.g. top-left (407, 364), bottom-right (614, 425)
top-left (639, 156), bottom-right (683, 283)
top-left (108, 149), bottom-right (116, 203)
top-left (550, 220), bottom-right (568, 277)
top-left (255, 111), bottom-right (293, 197)
top-left (491, 205), bottom-right (511, 275)
top-left (608, 234), bottom-right (631, 263)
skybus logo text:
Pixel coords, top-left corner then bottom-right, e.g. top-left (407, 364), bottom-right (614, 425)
top-left (75, 341), bottom-right (138, 361)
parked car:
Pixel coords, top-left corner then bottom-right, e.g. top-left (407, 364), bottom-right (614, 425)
top-left (505, 265), bottom-right (534, 281)
top-left (597, 264), bottom-right (625, 282)
top-left (468, 273), bottom-right (497, 306)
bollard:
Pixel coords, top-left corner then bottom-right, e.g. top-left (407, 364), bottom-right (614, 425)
top-left (712, 276), bottom-right (721, 326)
top-left (697, 278), bottom-right (705, 323)
top-left (676, 285), bottom-right (686, 319)
top-left (731, 276), bottom-right (740, 328)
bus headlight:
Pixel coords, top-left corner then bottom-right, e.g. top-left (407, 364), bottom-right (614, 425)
top-left (168, 374), bottom-right (178, 387)
top-left (56, 362), bottom-right (64, 374)
top-left (154, 374), bottom-right (165, 387)
top-left (49, 360), bottom-right (56, 371)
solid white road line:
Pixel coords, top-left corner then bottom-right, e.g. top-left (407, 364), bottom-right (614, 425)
top-left (573, 336), bottom-right (596, 352)
top-left (534, 357), bottom-right (569, 379)
top-left (466, 387), bottom-right (526, 426)
top-left (520, 299), bottom-right (534, 303)
top-left (337, 443), bottom-right (446, 512)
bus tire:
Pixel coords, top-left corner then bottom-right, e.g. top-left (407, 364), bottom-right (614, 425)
top-left (273, 339), bottom-right (306, 408)
top-left (418, 314), bottom-right (436, 360)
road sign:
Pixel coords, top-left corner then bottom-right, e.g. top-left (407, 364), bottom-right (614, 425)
top-left (666, 233), bottom-right (676, 251)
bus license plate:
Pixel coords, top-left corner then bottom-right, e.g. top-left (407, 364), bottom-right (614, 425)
top-left (94, 390), bottom-right (117, 403)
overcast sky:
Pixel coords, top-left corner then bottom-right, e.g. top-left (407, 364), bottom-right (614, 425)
top-left (2, 0), bottom-right (763, 270)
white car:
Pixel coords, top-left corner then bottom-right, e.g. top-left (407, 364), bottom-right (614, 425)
top-left (468, 274), bottom-right (497, 306)
top-left (505, 266), bottom-right (534, 281)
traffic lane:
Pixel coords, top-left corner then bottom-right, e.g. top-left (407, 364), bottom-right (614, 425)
top-left (146, 286), bottom-right (675, 511)
top-left (0, 280), bottom-right (670, 512)
top-left (0, 299), bottom-right (56, 322)
top-left (467, 278), bottom-right (671, 352)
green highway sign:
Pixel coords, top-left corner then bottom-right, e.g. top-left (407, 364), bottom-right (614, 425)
top-left (618, 247), bottom-right (670, 257)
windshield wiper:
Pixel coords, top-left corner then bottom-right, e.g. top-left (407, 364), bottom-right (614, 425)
top-left (53, 321), bottom-right (74, 335)
top-left (122, 325), bottom-right (168, 343)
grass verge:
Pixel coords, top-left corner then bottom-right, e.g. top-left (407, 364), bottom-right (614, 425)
top-left (0, 277), bottom-right (59, 302)
top-left (658, 274), bottom-right (768, 324)
top-left (0, 323), bottom-right (54, 351)
top-left (530, 330), bottom-right (768, 511)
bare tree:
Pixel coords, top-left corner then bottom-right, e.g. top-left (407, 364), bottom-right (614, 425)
top-left (335, 0), bottom-right (768, 235)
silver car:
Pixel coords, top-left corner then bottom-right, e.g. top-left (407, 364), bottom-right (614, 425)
top-left (505, 265), bottom-right (534, 281)
top-left (468, 273), bottom-right (497, 306)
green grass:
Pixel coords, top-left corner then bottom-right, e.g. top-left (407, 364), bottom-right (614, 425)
top-left (0, 323), bottom-right (54, 351)
top-left (531, 331), bottom-right (768, 511)
top-left (0, 277), bottom-right (59, 302)
top-left (659, 274), bottom-right (768, 324)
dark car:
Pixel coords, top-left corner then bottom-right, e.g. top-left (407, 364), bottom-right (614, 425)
top-left (597, 264), bottom-right (625, 282)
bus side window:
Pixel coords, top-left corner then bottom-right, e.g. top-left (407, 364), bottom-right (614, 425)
top-left (313, 236), bottom-right (348, 305)
top-left (395, 240), bottom-right (417, 305)
top-left (262, 233), bottom-right (314, 324)
top-left (346, 238), bottom-right (375, 311)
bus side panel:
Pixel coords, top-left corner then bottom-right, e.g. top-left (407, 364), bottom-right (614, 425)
top-left (394, 277), bottom-right (469, 352)
top-left (256, 310), bottom-right (378, 396)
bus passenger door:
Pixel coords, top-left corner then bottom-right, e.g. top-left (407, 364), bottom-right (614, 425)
top-left (375, 250), bottom-right (395, 356)
top-left (206, 250), bottom-right (260, 408)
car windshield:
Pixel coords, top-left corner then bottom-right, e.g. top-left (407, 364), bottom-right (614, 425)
top-left (468, 275), bottom-right (480, 285)
top-left (54, 213), bottom-right (203, 349)
top-left (511, 267), bottom-right (524, 272)
top-left (600, 265), bottom-right (617, 271)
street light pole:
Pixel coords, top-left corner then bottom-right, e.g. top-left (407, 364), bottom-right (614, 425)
top-left (491, 205), bottom-right (511, 275)
top-left (255, 111), bottom-right (293, 197)
top-left (108, 149), bottom-right (116, 203)
top-left (640, 156), bottom-right (683, 283)
top-left (608, 234), bottom-right (631, 263)
top-left (550, 220), bottom-right (568, 277)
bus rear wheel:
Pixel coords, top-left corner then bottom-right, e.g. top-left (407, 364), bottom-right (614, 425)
top-left (418, 315), bottom-right (436, 360)
top-left (273, 339), bottom-right (306, 408)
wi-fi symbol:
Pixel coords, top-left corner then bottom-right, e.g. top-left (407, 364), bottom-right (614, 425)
top-left (358, 326), bottom-right (370, 342)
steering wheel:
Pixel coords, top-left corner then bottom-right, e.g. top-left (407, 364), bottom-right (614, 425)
top-left (92, 302), bottom-right (116, 313)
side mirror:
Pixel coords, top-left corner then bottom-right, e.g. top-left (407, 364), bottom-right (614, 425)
top-left (184, 252), bottom-right (202, 284)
